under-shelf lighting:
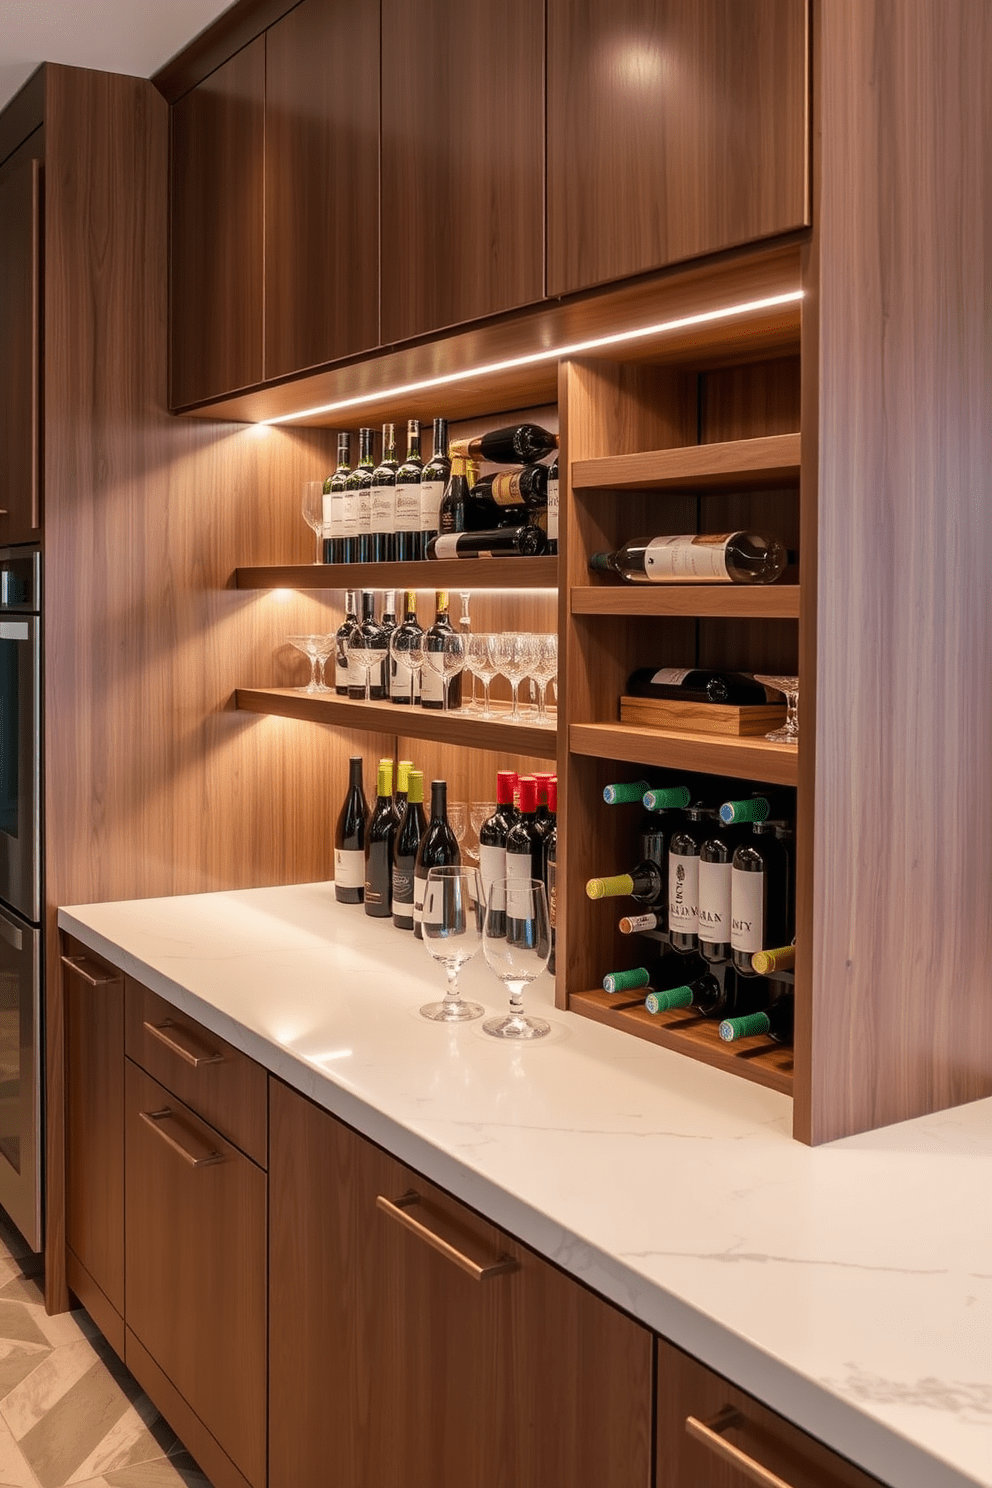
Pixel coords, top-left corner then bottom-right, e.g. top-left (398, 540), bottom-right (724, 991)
top-left (260, 291), bottom-right (804, 426)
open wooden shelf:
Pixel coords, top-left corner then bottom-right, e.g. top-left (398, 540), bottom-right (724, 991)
top-left (571, 432), bottom-right (801, 492)
top-left (235, 688), bottom-right (558, 758)
top-left (569, 722), bottom-right (798, 786)
top-left (571, 584), bottom-right (800, 618)
top-left (234, 556), bottom-right (559, 591)
top-left (569, 988), bottom-right (794, 1096)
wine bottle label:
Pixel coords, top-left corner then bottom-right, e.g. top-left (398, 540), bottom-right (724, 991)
top-left (334, 848), bottom-right (365, 889)
top-left (668, 853), bottom-right (699, 935)
top-left (619, 912), bottom-right (659, 934)
top-left (413, 872), bottom-right (429, 925)
top-left (341, 491), bottom-right (359, 538)
top-left (331, 489), bottom-right (347, 535)
top-left (335, 645), bottom-right (350, 688)
top-left (430, 534), bottom-right (460, 559)
top-left (478, 844), bottom-right (506, 912)
top-left (490, 472), bottom-right (527, 507)
top-left (547, 860), bottom-right (557, 929)
top-left (650, 667), bottom-right (692, 684)
top-left (371, 486), bottom-right (394, 533)
top-left (420, 480), bottom-right (445, 531)
top-left (390, 657), bottom-right (414, 700)
top-left (395, 481), bottom-right (420, 529)
top-left (731, 869), bottom-right (765, 953)
top-left (356, 487), bottom-right (371, 534)
top-left (547, 476), bottom-right (559, 540)
top-left (698, 860), bottom-right (732, 944)
top-left (644, 535), bottom-right (732, 583)
top-left (322, 492), bottom-right (334, 533)
top-left (392, 867), bottom-right (414, 905)
top-left (505, 849), bottom-right (532, 918)
top-left (420, 662), bottom-right (444, 705)
top-left (423, 877), bottom-right (445, 922)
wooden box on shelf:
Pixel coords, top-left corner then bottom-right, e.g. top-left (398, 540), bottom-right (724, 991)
top-left (619, 696), bottom-right (787, 737)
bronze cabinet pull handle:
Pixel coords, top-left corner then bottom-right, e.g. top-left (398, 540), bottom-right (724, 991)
top-left (686, 1406), bottom-right (798, 1488)
top-left (60, 954), bottom-right (120, 987)
top-left (143, 1018), bottom-right (223, 1068)
top-left (139, 1108), bottom-right (224, 1168)
top-left (377, 1191), bottom-right (518, 1282)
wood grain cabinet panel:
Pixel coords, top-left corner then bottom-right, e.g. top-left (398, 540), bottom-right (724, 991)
top-left (269, 1078), bottom-right (653, 1488)
top-left (547, 0), bottom-right (809, 296)
top-left (170, 38), bottom-right (264, 407)
top-left (265, 0), bottom-right (380, 378)
top-left (0, 148), bottom-right (42, 542)
top-left (380, 0), bottom-right (545, 343)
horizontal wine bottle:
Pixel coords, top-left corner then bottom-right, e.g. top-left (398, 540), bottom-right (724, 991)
top-left (619, 911), bottom-right (662, 934)
top-left (602, 966), bottom-right (651, 995)
top-left (719, 994), bottom-right (794, 1045)
top-left (449, 423), bottom-right (558, 465)
top-left (426, 525), bottom-right (546, 558)
top-left (467, 466), bottom-right (549, 524)
top-left (626, 668), bottom-right (773, 705)
top-left (645, 973), bottom-right (725, 1018)
top-left (752, 944), bottom-right (796, 975)
top-left (589, 532), bottom-right (786, 585)
top-left (602, 780), bottom-right (650, 805)
top-left (586, 860), bottom-right (664, 906)
top-left (719, 793), bottom-right (791, 825)
top-left (642, 784), bottom-right (692, 812)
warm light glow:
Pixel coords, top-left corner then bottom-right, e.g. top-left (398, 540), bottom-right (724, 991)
top-left (270, 588), bottom-right (293, 602)
top-left (260, 291), bottom-right (804, 426)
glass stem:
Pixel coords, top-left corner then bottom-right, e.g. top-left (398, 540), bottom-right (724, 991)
top-left (482, 679), bottom-right (492, 718)
top-left (314, 528), bottom-right (322, 563)
top-left (445, 966), bottom-right (462, 1003)
top-left (786, 689), bottom-right (799, 734)
top-left (536, 681), bottom-right (547, 722)
top-left (442, 677), bottom-right (450, 712)
top-left (510, 680), bottom-right (520, 721)
top-left (308, 657), bottom-right (320, 690)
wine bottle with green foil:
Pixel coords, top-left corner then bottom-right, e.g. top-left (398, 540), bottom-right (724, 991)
top-left (364, 760), bottom-right (396, 918)
top-left (720, 993), bottom-right (794, 1045)
top-left (412, 780), bottom-right (460, 940)
top-left (334, 756), bottom-right (368, 904)
top-left (420, 417), bottom-right (450, 554)
top-left (589, 532), bottom-right (786, 586)
top-left (645, 972), bottom-right (726, 1017)
top-left (370, 423), bottom-right (398, 562)
top-left (719, 792), bottom-right (792, 826)
top-left (393, 770), bottom-right (427, 931)
top-left (731, 820), bottom-right (792, 975)
top-left (326, 432), bottom-right (351, 563)
top-left (395, 419), bottom-right (423, 562)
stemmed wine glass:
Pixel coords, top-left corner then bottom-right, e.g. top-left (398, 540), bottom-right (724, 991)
top-left (482, 877), bottom-right (551, 1039)
top-left (447, 802), bottom-right (468, 855)
top-left (423, 631), bottom-right (466, 712)
top-left (315, 633), bottom-right (337, 690)
top-left (530, 634), bottom-right (558, 723)
top-left (348, 626), bottom-right (379, 701)
top-left (468, 801), bottom-right (495, 865)
top-left (420, 866), bottom-right (485, 1022)
top-left (754, 673), bottom-right (800, 744)
top-left (495, 633), bottom-right (536, 723)
top-left (301, 481), bottom-right (326, 563)
top-left (467, 634), bottom-right (499, 719)
top-left (388, 625), bottom-right (424, 706)
top-left (287, 634), bottom-right (325, 694)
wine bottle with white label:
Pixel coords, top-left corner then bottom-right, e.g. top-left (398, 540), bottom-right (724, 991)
top-left (419, 417), bottom-right (450, 555)
top-left (668, 805), bottom-right (710, 953)
top-left (478, 772), bottom-right (518, 936)
top-left (698, 813), bottom-right (738, 965)
top-left (589, 532), bottom-right (786, 585)
top-left (334, 590), bottom-right (358, 695)
top-left (421, 590), bottom-right (461, 710)
top-left (364, 759), bottom-right (396, 918)
top-left (412, 780), bottom-right (460, 940)
top-left (720, 992), bottom-right (794, 1045)
top-left (325, 433), bottom-right (351, 563)
top-left (545, 778), bottom-right (558, 976)
top-left (370, 423), bottom-right (398, 562)
top-left (731, 821), bottom-right (792, 976)
top-left (546, 457), bottom-right (559, 555)
top-left (334, 756), bottom-right (369, 904)
top-left (345, 427), bottom-right (375, 563)
top-left (427, 526), bottom-right (547, 558)
top-left (395, 419), bottom-right (423, 562)
top-left (390, 591), bottom-right (422, 706)
top-left (626, 668), bottom-right (772, 705)
top-left (393, 769), bottom-right (427, 931)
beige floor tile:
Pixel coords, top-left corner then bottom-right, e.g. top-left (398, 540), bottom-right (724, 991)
top-left (105, 1453), bottom-right (212, 1487)
top-left (17, 1358), bottom-right (137, 1488)
top-left (0, 1337), bottom-right (101, 1441)
top-left (0, 1344), bottom-right (50, 1405)
top-left (66, 1386), bottom-right (175, 1484)
top-left (0, 1413), bottom-right (39, 1488)
top-left (0, 1309), bottom-right (48, 1353)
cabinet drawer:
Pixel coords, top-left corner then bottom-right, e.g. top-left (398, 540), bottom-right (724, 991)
top-left (656, 1336), bottom-right (888, 1488)
top-left (125, 979), bottom-right (266, 1166)
top-left (125, 1061), bottom-right (266, 1488)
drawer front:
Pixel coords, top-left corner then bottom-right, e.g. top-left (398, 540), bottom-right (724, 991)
top-left (125, 978), bottom-right (266, 1166)
top-left (125, 1061), bottom-right (266, 1488)
top-left (656, 1336), bottom-right (888, 1488)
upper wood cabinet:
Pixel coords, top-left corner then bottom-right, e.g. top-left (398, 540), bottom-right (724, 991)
top-left (265, 0), bottom-right (380, 378)
top-left (171, 39), bottom-right (265, 408)
top-left (0, 145), bottom-right (42, 542)
top-left (546, 0), bottom-right (809, 296)
top-left (379, 0), bottom-right (545, 344)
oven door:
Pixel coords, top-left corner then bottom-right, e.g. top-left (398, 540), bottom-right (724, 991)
top-left (0, 612), bottom-right (40, 926)
top-left (0, 902), bottom-right (41, 1250)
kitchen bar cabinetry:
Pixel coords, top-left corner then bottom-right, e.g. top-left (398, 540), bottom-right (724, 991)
top-left (0, 141), bottom-right (43, 543)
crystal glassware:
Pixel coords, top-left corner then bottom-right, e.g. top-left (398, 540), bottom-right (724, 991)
top-left (388, 622), bottom-right (424, 706)
top-left (754, 673), bottom-right (800, 744)
top-left (530, 633), bottom-right (558, 723)
top-left (301, 481), bottom-right (326, 563)
top-left (482, 877), bottom-right (551, 1039)
top-left (495, 632), bottom-right (536, 723)
top-left (447, 801), bottom-right (467, 854)
top-left (458, 592), bottom-right (475, 710)
top-left (466, 633), bottom-right (499, 719)
top-left (468, 801), bottom-right (496, 864)
top-left (348, 627), bottom-right (379, 701)
top-left (315, 633), bottom-right (336, 691)
top-left (287, 634), bottom-right (324, 694)
top-left (422, 630), bottom-right (466, 712)
top-left (420, 866), bottom-right (485, 1022)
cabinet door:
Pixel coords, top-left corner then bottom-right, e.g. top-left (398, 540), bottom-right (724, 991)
top-left (125, 1061), bottom-right (266, 1487)
top-left (265, 0), bottom-right (380, 379)
top-left (656, 1337), bottom-right (888, 1488)
top-left (170, 38), bottom-right (264, 408)
top-left (0, 151), bottom-right (42, 542)
top-left (547, 0), bottom-right (809, 296)
top-left (270, 1079), bottom-right (652, 1488)
top-left (380, 0), bottom-right (545, 343)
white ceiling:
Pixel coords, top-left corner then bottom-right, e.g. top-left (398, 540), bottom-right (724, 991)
top-left (0, 0), bottom-right (238, 112)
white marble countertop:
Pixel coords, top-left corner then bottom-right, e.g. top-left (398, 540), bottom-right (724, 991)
top-left (59, 884), bottom-right (992, 1488)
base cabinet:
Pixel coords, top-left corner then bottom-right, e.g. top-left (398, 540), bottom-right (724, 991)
top-left (268, 1077), bottom-right (654, 1488)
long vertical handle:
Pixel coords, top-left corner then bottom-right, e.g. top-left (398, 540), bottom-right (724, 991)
top-left (30, 159), bottom-right (41, 532)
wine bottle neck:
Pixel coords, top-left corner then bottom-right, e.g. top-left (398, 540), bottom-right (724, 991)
top-left (429, 781), bottom-right (447, 821)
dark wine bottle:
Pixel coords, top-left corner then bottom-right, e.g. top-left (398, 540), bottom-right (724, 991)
top-left (619, 911), bottom-right (663, 934)
top-left (437, 454), bottom-right (472, 536)
top-left (505, 776), bottom-right (543, 945)
top-left (348, 590), bottom-right (387, 700)
top-left (586, 860), bottom-right (664, 907)
top-left (731, 821), bottom-right (792, 975)
top-left (326, 432), bottom-right (351, 563)
top-left (645, 972), bottom-right (727, 1018)
top-left (450, 423), bottom-right (558, 465)
top-left (334, 756), bottom-right (368, 904)
top-left (334, 589), bottom-right (358, 695)
top-left (379, 589), bottom-right (397, 648)
top-left (603, 966), bottom-right (651, 995)
top-left (345, 426), bottom-right (375, 564)
top-left (546, 457), bottom-right (559, 555)
top-left (426, 526), bottom-right (547, 558)
top-left (589, 532), bottom-right (786, 585)
top-left (642, 784), bottom-right (693, 812)
top-left (637, 783), bottom-right (692, 914)
top-left (393, 769), bottom-right (427, 931)
top-left (545, 778), bottom-right (558, 976)
top-left (395, 419), bottom-right (423, 562)
top-left (393, 758), bottom-right (413, 822)
top-left (465, 465), bottom-right (549, 526)
top-left (698, 812), bottom-right (737, 965)
top-left (421, 590), bottom-right (461, 710)
top-left (390, 590), bottom-right (423, 706)
top-left (420, 417), bottom-right (450, 554)
top-left (720, 993), bottom-right (794, 1045)
top-left (605, 948), bottom-right (704, 999)
top-left (602, 779), bottom-right (651, 805)
top-left (532, 773), bottom-right (556, 850)
top-left (478, 771), bottom-right (518, 935)
top-left (751, 943), bottom-right (796, 975)
top-left (370, 422), bottom-right (398, 562)
top-left (719, 793), bottom-right (791, 825)
top-left (413, 780), bottom-right (460, 941)
top-left (668, 805), bottom-right (710, 953)
top-left (626, 668), bottom-right (773, 705)
top-left (364, 759), bottom-right (397, 918)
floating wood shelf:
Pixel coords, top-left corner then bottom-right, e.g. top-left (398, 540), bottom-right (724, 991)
top-left (570, 989), bottom-right (794, 1096)
top-left (571, 432), bottom-right (801, 492)
top-left (571, 584), bottom-right (800, 618)
top-left (569, 722), bottom-right (798, 787)
top-left (235, 688), bottom-right (558, 758)
top-left (234, 557), bottom-right (559, 591)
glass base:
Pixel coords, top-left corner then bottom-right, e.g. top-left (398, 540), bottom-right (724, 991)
top-left (420, 999), bottom-right (484, 1023)
top-left (764, 726), bottom-right (799, 744)
top-left (483, 1012), bottom-right (550, 1040)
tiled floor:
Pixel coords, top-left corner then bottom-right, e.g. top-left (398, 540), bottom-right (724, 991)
top-left (0, 1218), bottom-right (210, 1488)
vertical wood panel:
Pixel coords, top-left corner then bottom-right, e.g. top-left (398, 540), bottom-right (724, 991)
top-left (0, 144), bottom-right (42, 543)
top-left (265, 0), bottom-right (380, 378)
top-left (547, 0), bottom-right (809, 296)
top-left (171, 39), bottom-right (265, 407)
top-left (809, 0), bottom-right (992, 1139)
top-left (380, 0), bottom-right (545, 343)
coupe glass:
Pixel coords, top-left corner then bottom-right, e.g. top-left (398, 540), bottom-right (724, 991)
top-left (301, 481), bottom-right (326, 563)
top-left (420, 866), bottom-right (485, 1022)
top-left (495, 632), bottom-right (536, 722)
top-left (530, 633), bottom-right (558, 723)
top-left (482, 877), bottom-right (551, 1039)
top-left (388, 625), bottom-right (424, 706)
top-left (287, 634), bottom-right (324, 694)
top-left (422, 631), bottom-right (466, 712)
top-left (468, 801), bottom-right (496, 864)
top-left (466, 633), bottom-right (499, 719)
top-left (754, 673), bottom-right (799, 745)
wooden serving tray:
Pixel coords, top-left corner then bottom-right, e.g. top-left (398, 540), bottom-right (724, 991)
top-left (619, 696), bottom-right (787, 737)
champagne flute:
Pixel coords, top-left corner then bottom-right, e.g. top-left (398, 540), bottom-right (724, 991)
top-left (754, 673), bottom-right (800, 744)
top-left (420, 866), bottom-right (485, 1022)
top-left (482, 877), bottom-right (551, 1039)
top-left (287, 634), bottom-right (323, 694)
top-left (301, 481), bottom-right (326, 563)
